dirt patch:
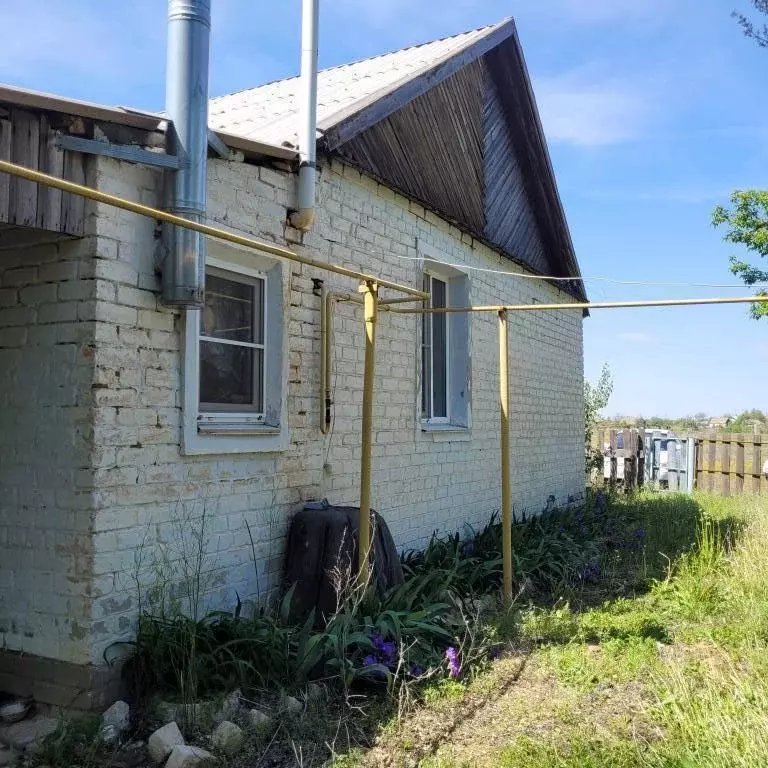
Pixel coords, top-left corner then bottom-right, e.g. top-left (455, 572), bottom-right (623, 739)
top-left (361, 653), bottom-right (661, 768)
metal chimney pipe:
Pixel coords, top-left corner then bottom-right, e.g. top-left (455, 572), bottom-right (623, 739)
top-left (162, 0), bottom-right (211, 307)
top-left (289, 0), bottom-right (319, 231)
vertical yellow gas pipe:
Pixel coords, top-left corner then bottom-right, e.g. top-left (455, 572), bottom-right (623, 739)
top-left (499, 309), bottom-right (513, 603)
top-left (358, 281), bottom-right (379, 584)
top-left (320, 285), bottom-right (329, 434)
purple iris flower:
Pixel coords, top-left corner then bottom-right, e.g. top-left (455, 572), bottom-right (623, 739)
top-left (461, 540), bottom-right (475, 557)
top-left (489, 646), bottom-right (501, 661)
top-left (381, 641), bottom-right (396, 659)
top-left (371, 631), bottom-right (385, 651)
top-left (446, 647), bottom-right (461, 678)
top-left (362, 654), bottom-right (378, 666)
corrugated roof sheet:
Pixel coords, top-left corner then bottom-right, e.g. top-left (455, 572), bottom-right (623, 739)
top-left (208, 21), bottom-right (509, 147)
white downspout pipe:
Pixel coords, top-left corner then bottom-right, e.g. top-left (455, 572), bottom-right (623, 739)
top-left (289, 0), bottom-right (319, 231)
top-left (162, 0), bottom-right (211, 307)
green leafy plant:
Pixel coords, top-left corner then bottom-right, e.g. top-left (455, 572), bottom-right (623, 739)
top-left (584, 364), bottom-right (613, 476)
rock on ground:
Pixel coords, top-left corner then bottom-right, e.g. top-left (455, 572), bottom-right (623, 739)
top-left (165, 745), bottom-right (215, 768)
top-left (211, 720), bottom-right (243, 755)
top-left (213, 689), bottom-right (241, 725)
top-left (0, 746), bottom-right (16, 767)
top-left (248, 709), bottom-right (273, 730)
top-left (0, 701), bottom-right (32, 725)
top-left (282, 695), bottom-right (302, 715)
top-left (103, 700), bottom-right (130, 733)
top-left (147, 721), bottom-right (185, 764)
top-left (0, 715), bottom-right (58, 753)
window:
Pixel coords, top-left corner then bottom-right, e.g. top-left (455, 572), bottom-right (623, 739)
top-left (418, 246), bottom-right (471, 433)
top-left (200, 268), bottom-right (265, 417)
top-left (422, 274), bottom-right (449, 422)
top-left (183, 242), bottom-right (287, 455)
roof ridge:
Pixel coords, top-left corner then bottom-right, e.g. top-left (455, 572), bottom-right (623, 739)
top-left (210, 18), bottom-right (510, 103)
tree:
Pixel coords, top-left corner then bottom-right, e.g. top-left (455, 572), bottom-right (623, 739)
top-left (584, 364), bottom-right (613, 475)
top-left (713, 191), bottom-right (768, 319)
top-left (715, 4), bottom-right (768, 317)
top-left (733, 0), bottom-right (768, 46)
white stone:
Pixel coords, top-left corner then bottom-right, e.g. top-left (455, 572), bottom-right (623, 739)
top-left (212, 689), bottom-right (241, 726)
top-left (147, 721), bottom-right (184, 764)
top-left (101, 724), bottom-right (119, 746)
top-left (0, 715), bottom-right (57, 752)
top-left (165, 745), bottom-right (215, 768)
top-left (248, 709), bottom-right (273, 730)
top-left (102, 700), bottom-right (130, 733)
top-left (211, 721), bottom-right (243, 755)
top-left (0, 701), bottom-right (31, 725)
top-left (282, 696), bottom-right (302, 716)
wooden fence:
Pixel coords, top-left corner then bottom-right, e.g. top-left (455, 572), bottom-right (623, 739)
top-left (593, 429), bottom-right (767, 495)
top-left (595, 428), bottom-right (644, 492)
top-left (695, 433), bottom-right (766, 495)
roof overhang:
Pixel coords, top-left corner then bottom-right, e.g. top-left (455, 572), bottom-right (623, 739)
top-left (0, 83), bottom-right (297, 163)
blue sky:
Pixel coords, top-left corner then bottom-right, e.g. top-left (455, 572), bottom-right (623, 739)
top-left (1, 0), bottom-right (766, 417)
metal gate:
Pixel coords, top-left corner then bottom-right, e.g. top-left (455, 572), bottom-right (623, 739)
top-left (644, 433), bottom-right (695, 493)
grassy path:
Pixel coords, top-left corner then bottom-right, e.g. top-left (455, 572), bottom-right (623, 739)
top-left (356, 493), bottom-right (768, 768)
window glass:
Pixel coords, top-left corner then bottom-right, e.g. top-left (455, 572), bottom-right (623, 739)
top-left (199, 270), bottom-right (265, 413)
top-left (431, 277), bottom-right (448, 419)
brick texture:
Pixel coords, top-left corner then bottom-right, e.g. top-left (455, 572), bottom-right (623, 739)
top-left (0, 154), bottom-right (584, 669)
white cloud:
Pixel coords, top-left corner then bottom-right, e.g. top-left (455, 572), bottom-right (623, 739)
top-left (535, 72), bottom-right (652, 146)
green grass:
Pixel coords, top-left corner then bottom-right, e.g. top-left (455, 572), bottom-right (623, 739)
top-left (50, 492), bottom-right (767, 768)
top-left (504, 492), bottom-right (768, 768)
top-left (386, 492), bottom-right (768, 768)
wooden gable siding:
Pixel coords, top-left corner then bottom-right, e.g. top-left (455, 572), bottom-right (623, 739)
top-left (0, 107), bottom-right (87, 237)
top-left (482, 72), bottom-right (548, 275)
top-left (485, 38), bottom-right (581, 287)
top-left (335, 59), bottom-right (486, 235)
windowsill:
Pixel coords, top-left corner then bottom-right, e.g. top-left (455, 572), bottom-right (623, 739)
top-left (420, 423), bottom-right (471, 442)
top-left (197, 422), bottom-right (280, 436)
top-left (182, 420), bottom-right (288, 455)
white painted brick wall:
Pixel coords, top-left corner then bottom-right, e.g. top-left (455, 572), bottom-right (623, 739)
top-left (0, 234), bottom-right (99, 664)
top-left (0, 152), bottom-right (584, 666)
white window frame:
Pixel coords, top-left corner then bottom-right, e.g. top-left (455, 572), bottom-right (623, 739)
top-left (182, 240), bottom-right (289, 455)
top-left (199, 264), bottom-right (267, 423)
top-left (417, 242), bottom-right (472, 438)
top-left (422, 272), bottom-right (451, 425)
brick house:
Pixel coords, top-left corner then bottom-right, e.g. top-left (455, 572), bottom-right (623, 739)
top-left (0, 19), bottom-right (586, 706)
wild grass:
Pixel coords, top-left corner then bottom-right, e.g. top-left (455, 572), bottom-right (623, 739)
top-left (47, 490), bottom-right (768, 768)
top-left (502, 492), bottom-right (768, 768)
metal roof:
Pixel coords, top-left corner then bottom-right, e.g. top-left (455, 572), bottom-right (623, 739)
top-left (208, 21), bottom-right (510, 147)
top-left (0, 84), bottom-right (297, 161)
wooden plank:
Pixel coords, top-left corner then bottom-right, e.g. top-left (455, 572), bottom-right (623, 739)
top-left (0, 118), bottom-right (11, 223)
top-left (722, 438), bottom-right (731, 497)
top-left (36, 116), bottom-right (64, 231)
top-left (9, 109), bottom-right (40, 227)
top-left (61, 148), bottom-right (85, 236)
top-left (624, 429), bottom-right (635, 491)
top-left (708, 433), bottom-right (717, 493)
top-left (734, 437), bottom-right (745, 495)
top-left (609, 429), bottom-right (617, 491)
top-left (754, 435), bottom-right (763, 495)
top-left (695, 439), bottom-right (703, 490)
top-left (321, 19), bottom-right (516, 147)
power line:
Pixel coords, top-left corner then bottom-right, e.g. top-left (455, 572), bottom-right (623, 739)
top-left (384, 251), bottom-right (768, 290)
top-left (197, 211), bottom-right (767, 293)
